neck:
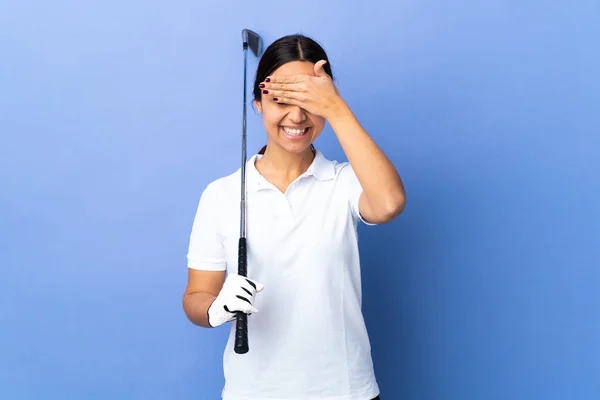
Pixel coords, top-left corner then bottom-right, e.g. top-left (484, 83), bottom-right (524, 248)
top-left (256, 144), bottom-right (315, 182)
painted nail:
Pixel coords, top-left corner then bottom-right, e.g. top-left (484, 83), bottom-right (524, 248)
top-left (263, 89), bottom-right (268, 94)
top-left (265, 78), bottom-right (271, 82)
top-left (259, 83), bottom-right (265, 88)
top-left (273, 97), bottom-right (278, 101)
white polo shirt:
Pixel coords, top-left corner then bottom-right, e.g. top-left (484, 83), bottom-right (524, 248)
top-left (187, 149), bottom-right (380, 400)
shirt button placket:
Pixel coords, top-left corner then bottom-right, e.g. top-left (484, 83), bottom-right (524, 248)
top-left (283, 187), bottom-right (296, 224)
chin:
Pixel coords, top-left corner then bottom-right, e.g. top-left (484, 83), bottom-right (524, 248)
top-left (280, 141), bottom-right (313, 154)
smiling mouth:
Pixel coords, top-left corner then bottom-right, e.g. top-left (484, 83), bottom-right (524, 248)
top-left (281, 126), bottom-right (310, 137)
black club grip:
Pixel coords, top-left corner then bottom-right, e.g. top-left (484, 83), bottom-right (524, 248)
top-left (234, 238), bottom-right (249, 354)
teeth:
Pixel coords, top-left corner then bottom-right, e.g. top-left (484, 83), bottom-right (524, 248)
top-left (282, 127), bottom-right (307, 136)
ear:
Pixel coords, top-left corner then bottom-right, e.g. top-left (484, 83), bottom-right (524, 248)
top-left (254, 99), bottom-right (262, 113)
top-left (314, 60), bottom-right (329, 78)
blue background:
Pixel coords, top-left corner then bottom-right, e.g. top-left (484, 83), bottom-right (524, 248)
top-left (1, 1), bottom-right (599, 399)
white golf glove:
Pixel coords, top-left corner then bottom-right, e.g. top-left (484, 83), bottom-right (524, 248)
top-left (207, 274), bottom-right (264, 327)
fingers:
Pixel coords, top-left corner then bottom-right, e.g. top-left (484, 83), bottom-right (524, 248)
top-left (268, 90), bottom-right (305, 105)
top-left (261, 82), bottom-right (306, 92)
top-left (260, 82), bottom-right (306, 104)
top-left (223, 274), bottom-right (264, 314)
top-left (263, 75), bottom-right (304, 84)
top-left (223, 299), bottom-right (258, 314)
top-left (232, 297), bottom-right (259, 314)
top-left (229, 274), bottom-right (263, 294)
top-left (273, 97), bottom-right (302, 108)
top-left (208, 274), bottom-right (264, 327)
top-left (244, 277), bottom-right (264, 292)
top-left (260, 87), bottom-right (305, 106)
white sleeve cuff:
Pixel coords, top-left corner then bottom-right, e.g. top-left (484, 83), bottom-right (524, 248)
top-left (342, 163), bottom-right (378, 226)
top-left (350, 192), bottom-right (377, 226)
top-left (187, 258), bottom-right (227, 271)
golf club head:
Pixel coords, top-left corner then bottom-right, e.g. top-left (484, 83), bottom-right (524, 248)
top-left (242, 29), bottom-right (263, 57)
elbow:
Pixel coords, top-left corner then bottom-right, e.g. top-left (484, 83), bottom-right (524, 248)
top-left (383, 192), bottom-right (406, 221)
top-left (394, 195), bottom-right (407, 216)
top-left (182, 293), bottom-right (203, 327)
top-left (182, 294), bottom-right (195, 323)
top-left (368, 192), bottom-right (406, 224)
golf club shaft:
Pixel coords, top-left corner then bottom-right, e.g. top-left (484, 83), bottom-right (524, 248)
top-left (235, 42), bottom-right (249, 355)
top-left (240, 42), bottom-right (248, 240)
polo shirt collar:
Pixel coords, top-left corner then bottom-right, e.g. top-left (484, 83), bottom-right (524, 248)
top-left (246, 149), bottom-right (335, 191)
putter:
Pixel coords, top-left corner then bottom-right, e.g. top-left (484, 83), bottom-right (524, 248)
top-left (235, 29), bottom-right (263, 355)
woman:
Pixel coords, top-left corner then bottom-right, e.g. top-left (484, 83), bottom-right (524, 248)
top-left (183, 34), bottom-right (405, 400)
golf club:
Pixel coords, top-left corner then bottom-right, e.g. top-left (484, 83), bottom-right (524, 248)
top-left (235, 28), bottom-right (263, 355)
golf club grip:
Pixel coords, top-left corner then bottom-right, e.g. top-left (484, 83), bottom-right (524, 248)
top-left (234, 238), bottom-right (249, 354)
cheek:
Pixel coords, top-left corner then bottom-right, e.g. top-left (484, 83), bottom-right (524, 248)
top-left (311, 117), bottom-right (326, 132)
top-left (266, 114), bottom-right (284, 129)
top-left (261, 109), bottom-right (281, 127)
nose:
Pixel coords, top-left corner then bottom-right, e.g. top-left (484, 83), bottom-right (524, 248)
top-left (288, 105), bottom-right (307, 123)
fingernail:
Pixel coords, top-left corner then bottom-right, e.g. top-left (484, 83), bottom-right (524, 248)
top-left (273, 97), bottom-right (278, 101)
top-left (259, 83), bottom-right (265, 88)
top-left (263, 89), bottom-right (268, 94)
top-left (265, 78), bottom-right (271, 82)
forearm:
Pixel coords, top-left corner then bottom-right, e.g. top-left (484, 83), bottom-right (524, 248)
top-left (183, 292), bottom-right (217, 328)
top-left (327, 101), bottom-right (406, 215)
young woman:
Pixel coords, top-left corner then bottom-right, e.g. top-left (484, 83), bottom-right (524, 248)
top-left (183, 34), bottom-right (405, 400)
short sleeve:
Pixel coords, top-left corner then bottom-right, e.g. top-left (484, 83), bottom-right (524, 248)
top-left (186, 183), bottom-right (227, 271)
top-left (339, 163), bottom-right (377, 226)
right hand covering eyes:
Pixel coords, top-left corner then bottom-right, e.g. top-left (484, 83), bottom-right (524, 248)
top-left (207, 274), bottom-right (264, 327)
